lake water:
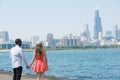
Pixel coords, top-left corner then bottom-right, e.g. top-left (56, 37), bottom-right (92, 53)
top-left (0, 49), bottom-right (120, 80)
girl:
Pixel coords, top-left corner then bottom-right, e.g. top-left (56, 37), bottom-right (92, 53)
top-left (29, 43), bottom-right (48, 80)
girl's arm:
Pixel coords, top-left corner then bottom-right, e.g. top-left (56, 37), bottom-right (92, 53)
top-left (29, 50), bottom-right (36, 68)
top-left (43, 50), bottom-right (48, 65)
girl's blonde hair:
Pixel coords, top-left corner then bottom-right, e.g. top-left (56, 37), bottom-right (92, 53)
top-left (35, 43), bottom-right (43, 57)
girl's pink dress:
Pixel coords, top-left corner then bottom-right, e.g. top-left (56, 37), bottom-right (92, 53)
top-left (32, 52), bottom-right (48, 72)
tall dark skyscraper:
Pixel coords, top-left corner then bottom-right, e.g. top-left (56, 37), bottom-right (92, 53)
top-left (94, 9), bottom-right (102, 40)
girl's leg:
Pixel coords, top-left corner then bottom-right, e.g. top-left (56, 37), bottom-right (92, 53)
top-left (36, 72), bottom-right (41, 80)
top-left (40, 72), bottom-right (44, 80)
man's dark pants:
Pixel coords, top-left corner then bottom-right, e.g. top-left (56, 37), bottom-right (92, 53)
top-left (13, 66), bottom-right (22, 80)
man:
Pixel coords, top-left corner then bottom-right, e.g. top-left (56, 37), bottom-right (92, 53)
top-left (10, 38), bottom-right (29, 80)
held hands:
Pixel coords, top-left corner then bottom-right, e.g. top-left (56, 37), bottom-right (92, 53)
top-left (26, 64), bottom-right (31, 69)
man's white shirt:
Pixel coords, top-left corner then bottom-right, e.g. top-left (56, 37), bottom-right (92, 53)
top-left (10, 45), bottom-right (27, 68)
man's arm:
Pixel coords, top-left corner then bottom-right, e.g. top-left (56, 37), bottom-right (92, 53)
top-left (19, 49), bottom-right (28, 66)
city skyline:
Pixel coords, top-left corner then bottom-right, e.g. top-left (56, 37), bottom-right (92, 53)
top-left (0, 0), bottom-right (120, 40)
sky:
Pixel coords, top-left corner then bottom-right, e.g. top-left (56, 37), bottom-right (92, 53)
top-left (0, 0), bottom-right (120, 41)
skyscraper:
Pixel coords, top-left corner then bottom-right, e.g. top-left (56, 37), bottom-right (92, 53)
top-left (84, 24), bottom-right (90, 41)
top-left (47, 33), bottom-right (53, 42)
top-left (31, 36), bottom-right (40, 47)
top-left (112, 25), bottom-right (118, 40)
top-left (0, 31), bottom-right (9, 42)
top-left (47, 33), bottom-right (54, 46)
top-left (116, 30), bottom-right (120, 41)
top-left (94, 9), bottom-right (102, 40)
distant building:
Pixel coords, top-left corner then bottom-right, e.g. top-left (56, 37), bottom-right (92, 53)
top-left (80, 32), bottom-right (87, 41)
top-left (46, 33), bottom-right (54, 46)
top-left (0, 37), bottom-right (4, 42)
top-left (94, 9), bottom-right (102, 40)
top-left (106, 31), bottom-right (112, 37)
top-left (61, 35), bottom-right (82, 47)
top-left (52, 39), bottom-right (60, 46)
top-left (116, 30), bottom-right (120, 42)
top-left (47, 33), bottom-right (53, 41)
top-left (44, 41), bottom-right (49, 47)
top-left (0, 41), bottom-right (32, 49)
top-left (112, 25), bottom-right (118, 40)
top-left (105, 31), bottom-right (113, 40)
top-left (31, 36), bottom-right (40, 47)
top-left (72, 36), bottom-right (77, 46)
top-left (61, 36), bottom-right (69, 47)
top-left (0, 31), bottom-right (9, 42)
top-left (84, 24), bottom-right (90, 41)
top-left (68, 34), bottom-right (73, 46)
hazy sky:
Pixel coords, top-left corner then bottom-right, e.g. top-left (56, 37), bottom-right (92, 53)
top-left (0, 0), bottom-right (120, 41)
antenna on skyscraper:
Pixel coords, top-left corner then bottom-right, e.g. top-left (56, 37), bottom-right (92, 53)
top-left (95, 5), bottom-right (99, 10)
